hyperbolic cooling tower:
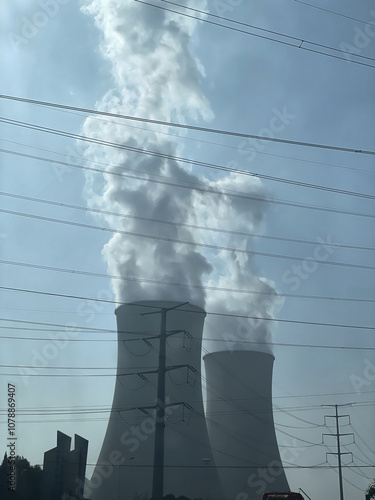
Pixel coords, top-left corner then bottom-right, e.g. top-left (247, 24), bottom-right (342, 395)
top-left (204, 350), bottom-right (290, 500)
top-left (89, 301), bottom-right (223, 500)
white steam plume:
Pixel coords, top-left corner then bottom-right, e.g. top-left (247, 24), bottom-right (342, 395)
top-left (81, 0), bottom-right (281, 352)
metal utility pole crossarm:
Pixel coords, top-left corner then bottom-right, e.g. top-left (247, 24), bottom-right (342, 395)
top-left (322, 403), bottom-right (354, 500)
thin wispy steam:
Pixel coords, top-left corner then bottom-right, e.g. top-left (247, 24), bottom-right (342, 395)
top-left (81, 0), bottom-right (281, 351)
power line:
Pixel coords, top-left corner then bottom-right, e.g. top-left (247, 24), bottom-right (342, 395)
top-left (32, 463), bottom-right (375, 469)
top-left (332, 460), bottom-right (369, 493)
top-left (3, 386), bottom-right (369, 416)
top-left (135, 0), bottom-right (375, 69)
top-left (3, 312), bottom-right (375, 434)
top-left (275, 420), bottom-right (323, 430)
top-left (0, 257), bottom-right (374, 325)
top-left (2, 191), bottom-right (374, 252)
top-left (350, 449), bottom-right (373, 468)
top-left (345, 463), bottom-right (372, 480)
top-left (350, 423), bottom-right (375, 464)
top-left (3, 147), bottom-right (375, 220)
top-left (158, 0), bottom-right (375, 63)
top-left (0, 305), bottom-right (114, 315)
top-left (2, 211), bottom-right (375, 271)
top-left (2, 118), bottom-right (375, 198)
top-left (0, 275), bottom-right (373, 304)
top-left (11, 344), bottom-right (286, 464)
top-left (0, 209), bottom-right (375, 272)
top-left (0, 281), bottom-right (374, 317)
top-left (5, 341), bottom-right (374, 452)
top-left (5, 124), bottom-right (375, 175)
top-left (0, 317), bottom-right (122, 334)
top-left (0, 364), bottom-right (141, 371)
top-left (291, 0), bottom-right (375, 26)
top-left (1, 95), bottom-right (374, 155)
top-left (2, 390), bottom-right (375, 409)
top-left (199, 334), bottom-right (356, 438)
top-left (1, 333), bottom-right (374, 351)
top-left (1, 147), bottom-right (274, 208)
top-left (1, 295), bottom-right (375, 330)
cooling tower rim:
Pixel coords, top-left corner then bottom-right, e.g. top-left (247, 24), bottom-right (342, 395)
top-left (203, 349), bottom-right (275, 361)
top-left (115, 300), bottom-right (206, 316)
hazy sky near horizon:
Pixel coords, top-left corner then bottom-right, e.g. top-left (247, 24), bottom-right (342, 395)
top-left (1, 1), bottom-right (375, 499)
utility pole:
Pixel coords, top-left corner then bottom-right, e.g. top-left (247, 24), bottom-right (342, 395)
top-left (322, 404), bottom-right (354, 500)
top-left (152, 307), bottom-right (167, 500)
top-left (142, 302), bottom-right (189, 500)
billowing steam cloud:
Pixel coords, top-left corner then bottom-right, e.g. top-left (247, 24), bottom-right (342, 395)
top-left (80, 0), bottom-right (282, 353)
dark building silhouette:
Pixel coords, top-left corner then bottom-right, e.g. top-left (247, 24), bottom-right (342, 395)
top-left (40, 431), bottom-right (88, 500)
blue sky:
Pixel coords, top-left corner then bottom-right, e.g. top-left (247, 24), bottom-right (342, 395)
top-left (1, 1), bottom-right (375, 499)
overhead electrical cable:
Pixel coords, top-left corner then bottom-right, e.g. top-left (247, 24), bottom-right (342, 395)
top-left (1, 334), bottom-right (373, 351)
top-left (350, 450), bottom-right (373, 468)
top-left (2, 258), bottom-right (375, 302)
top-left (350, 424), bottom-right (375, 463)
top-left (5, 334), bottom-right (375, 446)
top-left (0, 350), bottom-right (374, 458)
top-left (291, 0), bottom-right (375, 26)
top-left (30, 462), bottom-right (375, 470)
top-left (169, 333), bottom-right (371, 446)
top-left (1, 296), bottom-right (374, 330)
top-left (194, 363), bottom-right (362, 458)
top-left (2, 119), bottom-right (375, 198)
top-left (121, 339), bottom-right (336, 453)
top-left (4, 124), bottom-right (375, 176)
top-left (135, 0), bottom-right (375, 69)
top-left (1, 400), bottom-right (371, 413)
top-left (345, 465), bottom-right (372, 480)
top-left (2, 211), bottom-right (374, 271)
top-left (1, 95), bottom-right (374, 155)
top-left (2, 147), bottom-right (375, 220)
top-left (1, 389), bottom-right (374, 409)
top-left (2, 191), bottom-right (374, 252)
top-left (339, 447), bottom-right (372, 481)
top-left (332, 463), bottom-right (366, 492)
top-left (199, 334), bottom-right (344, 432)
top-left (158, 0), bottom-right (375, 63)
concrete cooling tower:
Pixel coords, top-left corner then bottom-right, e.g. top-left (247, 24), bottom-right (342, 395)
top-left (89, 301), bottom-right (223, 500)
top-left (204, 350), bottom-right (290, 500)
